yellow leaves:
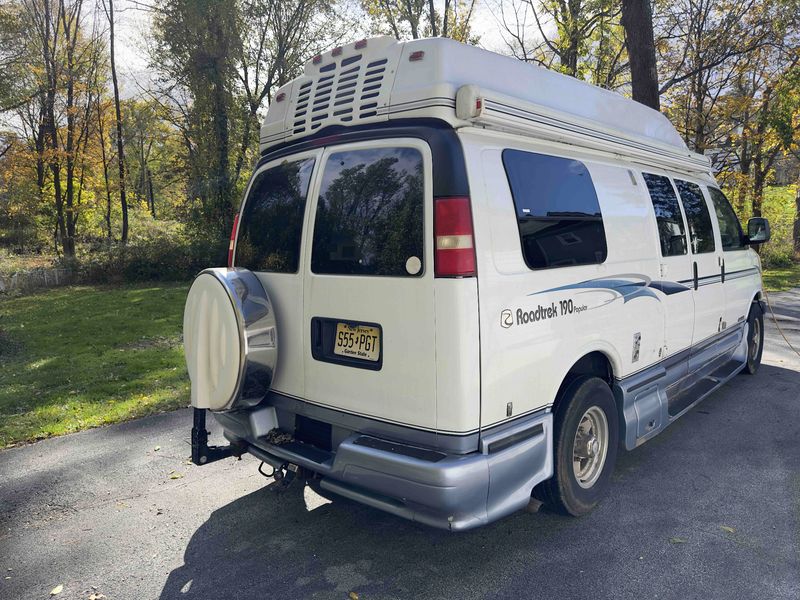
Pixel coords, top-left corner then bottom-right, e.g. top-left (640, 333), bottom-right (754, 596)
top-left (50, 584), bottom-right (63, 595)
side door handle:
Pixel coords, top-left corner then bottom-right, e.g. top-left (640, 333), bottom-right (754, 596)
top-left (721, 258), bottom-right (725, 283)
top-left (693, 262), bottom-right (698, 290)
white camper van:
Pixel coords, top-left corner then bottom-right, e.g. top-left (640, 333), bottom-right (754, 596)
top-left (183, 37), bottom-right (772, 530)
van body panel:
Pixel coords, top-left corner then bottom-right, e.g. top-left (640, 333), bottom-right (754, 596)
top-left (433, 278), bottom-right (481, 434)
top-left (463, 130), bottom-right (665, 430)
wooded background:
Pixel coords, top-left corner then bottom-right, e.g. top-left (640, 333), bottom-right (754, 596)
top-left (0, 0), bottom-right (798, 282)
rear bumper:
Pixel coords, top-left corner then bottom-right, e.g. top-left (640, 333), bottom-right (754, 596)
top-left (214, 408), bottom-right (553, 531)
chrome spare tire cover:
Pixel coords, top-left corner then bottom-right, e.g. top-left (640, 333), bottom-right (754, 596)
top-left (183, 267), bottom-right (278, 411)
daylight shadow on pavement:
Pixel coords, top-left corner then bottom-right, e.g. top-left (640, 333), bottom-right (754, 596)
top-left (160, 363), bottom-right (800, 600)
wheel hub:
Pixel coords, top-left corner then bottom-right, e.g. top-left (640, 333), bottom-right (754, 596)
top-left (572, 406), bottom-right (609, 489)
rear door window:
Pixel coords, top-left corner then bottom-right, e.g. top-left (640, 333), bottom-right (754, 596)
top-left (502, 149), bottom-right (607, 269)
top-left (642, 173), bottom-right (687, 256)
top-left (236, 157), bottom-right (315, 272)
top-left (674, 179), bottom-right (716, 254)
top-left (311, 146), bottom-right (424, 277)
top-left (707, 187), bottom-right (745, 251)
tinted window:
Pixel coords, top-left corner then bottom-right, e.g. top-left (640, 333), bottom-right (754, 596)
top-left (236, 158), bottom-right (315, 272)
top-left (708, 187), bottom-right (745, 251)
top-left (642, 173), bottom-right (687, 256)
top-left (502, 149), bottom-right (607, 269)
top-left (311, 147), bottom-right (424, 276)
top-left (675, 179), bottom-right (716, 254)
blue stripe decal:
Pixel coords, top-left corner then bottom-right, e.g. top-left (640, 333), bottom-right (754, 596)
top-left (528, 273), bottom-right (690, 307)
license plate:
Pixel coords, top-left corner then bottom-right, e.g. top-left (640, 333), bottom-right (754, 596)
top-left (333, 323), bottom-right (381, 362)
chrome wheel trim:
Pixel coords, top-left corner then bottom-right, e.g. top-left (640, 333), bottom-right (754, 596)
top-left (572, 406), bottom-right (609, 489)
top-left (749, 317), bottom-right (761, 361)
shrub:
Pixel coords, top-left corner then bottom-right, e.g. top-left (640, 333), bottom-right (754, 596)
top-left (69, 219), bottom-right (226, 284)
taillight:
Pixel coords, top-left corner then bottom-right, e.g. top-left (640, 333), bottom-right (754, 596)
top-left (227, 213), bottom-right (240, 268)
top-left (434, 196), bottom-right (476, 277)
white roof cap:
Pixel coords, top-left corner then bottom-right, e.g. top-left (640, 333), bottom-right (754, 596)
top-left (260, 37), bottom-right (705, 170)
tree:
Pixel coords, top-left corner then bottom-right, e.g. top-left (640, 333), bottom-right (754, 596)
top-left (621, 0), bottom-right (659, 109)
top-left (235, 0), bottom-right (343, 185)
top-left (101, 0), bottom-right (128, 243)
top-left (23, 0), bottom-right (104, 257)
top-left (152, 0), bottom-right (242, 243)
top-left (495, 0), bottom-right (622, 83)
top-left (363, 0), bottom-right (478, 42)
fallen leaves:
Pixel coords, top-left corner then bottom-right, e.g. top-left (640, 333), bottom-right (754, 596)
top-left (168, 470), bottom-right (183, 480)
top-left (669, 536), bottom-right (688, 544)
top-left (720, 525), bottom-right (736, 534)
top-left (50, 584), bottom-right (63, 595)
top-left (349, 593), bottom-right (359, 600)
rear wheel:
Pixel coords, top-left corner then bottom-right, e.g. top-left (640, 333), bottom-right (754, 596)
top-left (537, 376), bottom-right (619, 516)
top-left (742, 302), bottom-right (764, 375)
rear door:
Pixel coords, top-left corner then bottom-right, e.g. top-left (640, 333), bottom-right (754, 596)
top-left (234, 150), bottom-right (321, 399)
top-left (301, 139), bottom-right (438, 431)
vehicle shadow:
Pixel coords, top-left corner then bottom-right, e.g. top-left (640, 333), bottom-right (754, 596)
top-left (159, 363), bottom-right (800, 600)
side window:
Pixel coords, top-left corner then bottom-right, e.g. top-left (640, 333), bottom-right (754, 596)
top-left (642, 173), bottom-right (687, 256)
top-left (674, 179), bottom-right (716, 254)
top-left (236, 158), bottom-right (315, 273)
top-left (708, 187), bottom-right (745, 251)
top-left (502, 149), bottom-right (607, 269)
top-left (311, 146), bottom-right (424, 277)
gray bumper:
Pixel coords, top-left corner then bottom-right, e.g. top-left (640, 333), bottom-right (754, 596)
top-left (215, 408), bottom-right (553, 531)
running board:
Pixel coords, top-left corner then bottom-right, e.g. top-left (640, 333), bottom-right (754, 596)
top-left (615, 324), bottom-right (748, 450)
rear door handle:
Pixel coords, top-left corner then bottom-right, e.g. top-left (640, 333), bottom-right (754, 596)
top-left (693, 262), bottom-right (698, 290)
top-left (721, 258), bottom-right (725, 283)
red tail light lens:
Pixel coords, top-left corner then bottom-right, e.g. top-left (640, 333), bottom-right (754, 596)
top-left (228, 213), bottom-right (240, 268)
top-left (434, 196), bottom-right (476, 277)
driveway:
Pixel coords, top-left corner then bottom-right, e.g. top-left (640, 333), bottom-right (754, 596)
top-left (2, 290), bottom-right (799, 600)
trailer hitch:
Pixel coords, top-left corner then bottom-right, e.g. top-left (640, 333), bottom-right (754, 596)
top-left (191, 407), bottom-right (239, 465)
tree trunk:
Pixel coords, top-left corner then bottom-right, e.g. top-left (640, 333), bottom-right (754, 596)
top-left (97, 103), bottom-right (113, 239)
top-left (752, 162), bottom-right (765, 218)
top-left (793, 181), bottom-right (800, 258)
top-left (108, 0), bottom-right (128, 243)
top-left (621, 0), bottom-right (660, 111)
top-left (147, 169), bottom-right (155, 218)
top-left (210, 14), bottom-right (232, 234)
top-left (64, 15), bottom-right (77, 258)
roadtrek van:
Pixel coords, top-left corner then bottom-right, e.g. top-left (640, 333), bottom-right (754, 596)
top-left (183, 36), bottom-right (772, 530)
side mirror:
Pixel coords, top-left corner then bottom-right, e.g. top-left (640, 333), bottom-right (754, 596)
top-left (746, 217), bottom-right (770, 244)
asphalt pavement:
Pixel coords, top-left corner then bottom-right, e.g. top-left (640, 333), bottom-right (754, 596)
top-left (1, 289), bottom-right (799, 600)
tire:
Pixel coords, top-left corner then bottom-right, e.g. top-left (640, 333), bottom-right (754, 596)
top-left (742, 302), bottom-right (764, 375)
top-left (536, 376), bottom-right (619, 516)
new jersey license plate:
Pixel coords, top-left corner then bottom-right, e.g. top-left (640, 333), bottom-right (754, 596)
top-left (333, 323), bottom-right (381, 362)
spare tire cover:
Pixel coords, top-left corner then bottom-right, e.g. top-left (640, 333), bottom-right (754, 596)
top-left (183, 267), bottom-right (278, 411)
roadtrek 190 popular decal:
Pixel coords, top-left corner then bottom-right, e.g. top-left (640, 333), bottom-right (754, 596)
top-left (500, 274), bottom-right (689, 329)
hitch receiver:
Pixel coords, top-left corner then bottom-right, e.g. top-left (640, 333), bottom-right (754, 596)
top-left (191, 407), bottom-right (236, 465)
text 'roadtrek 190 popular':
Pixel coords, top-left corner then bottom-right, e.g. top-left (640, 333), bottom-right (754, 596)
top-left (182, 37), bottom-right (772, 530)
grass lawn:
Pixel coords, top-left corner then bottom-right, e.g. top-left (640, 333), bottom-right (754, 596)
top-left (762, 263), bottom-right (800, 293)
top-left (0, 283), bottom-right (189, 447)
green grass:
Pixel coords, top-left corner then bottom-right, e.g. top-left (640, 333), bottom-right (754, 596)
top-left (0, 283), bottom-right (189, 447)
top-left (763, 263), bottom-right (800, 293)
